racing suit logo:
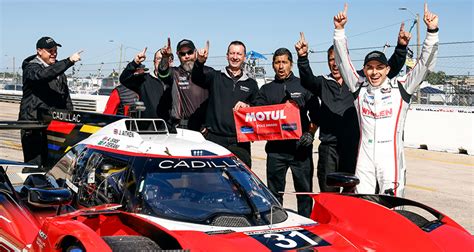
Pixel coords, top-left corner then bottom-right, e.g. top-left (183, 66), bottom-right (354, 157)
top-left (361, 107), bottom-right (393, 119)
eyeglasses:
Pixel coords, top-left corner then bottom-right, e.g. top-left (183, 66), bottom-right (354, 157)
top-left (178, 50), bottom-right (194, 57)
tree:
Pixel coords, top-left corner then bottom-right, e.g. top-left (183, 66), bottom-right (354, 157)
top-left (425, 71), bottom-right (446, 85)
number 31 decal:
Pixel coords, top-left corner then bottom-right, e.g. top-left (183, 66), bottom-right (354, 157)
top-left (246, 228), bottom-right (330, 250)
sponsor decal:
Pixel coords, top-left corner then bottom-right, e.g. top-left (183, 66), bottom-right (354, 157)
top-left (246, 227), bottom-right (330, 250)
top-left (157, 159), bottom-right (238, 169)
top-left (97, 136), bottom-right (120, 149)
top-left (52, 111), bottom-right (81, 122)
top-left (240, 126), bottom-right (254, 134)
top-left (240, 86), bottom-right (250, 92)
top-left (281, 123), bottom-right (297, 131)
top-left (38, 230), bottom-right (47, 240)
top-left (191, 150), bottom-right (218, 156)
top-left (362, 107), bottom-right (392, 118)
top-left (113, 129), bottom-right (135, 137)
top-left (290, 92), bottom-right (302, 99)
top-left (178, 76), bottom-right (189, 87)
top-left (381, 95), bottom-right (391, 100)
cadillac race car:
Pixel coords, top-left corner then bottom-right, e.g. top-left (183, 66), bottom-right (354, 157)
top-left (0, 110), bottom-right (472, 251)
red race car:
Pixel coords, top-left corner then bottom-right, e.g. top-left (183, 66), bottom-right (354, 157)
top-left (0, 110), bottom-right (472, 251)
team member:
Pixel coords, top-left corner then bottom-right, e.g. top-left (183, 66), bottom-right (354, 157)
top-left (158, 38), bottom-right (209, 131)
top-left (119, 48), bottom-right (170, 119)
top-left (103, 83), bottom-right (140, 116)
top-left (254, 48), bottom-right (319, 217)
top-left (19, 36), bottom-right (82, 166)
top-left (295, 25), bottom-right (410, 192)
top-left (192, 41), bottom-right (258, 167)
top-left (333, 3), bottom-right (439, 196)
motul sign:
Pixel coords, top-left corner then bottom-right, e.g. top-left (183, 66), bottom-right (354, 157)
top-left (234, 102), bottom-right (302, 142)
top-left (245, 110), bottom-right (287, 122)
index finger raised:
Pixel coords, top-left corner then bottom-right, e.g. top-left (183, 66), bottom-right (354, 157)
top-left (205, 40), bottom-right (210, 50)
top-left (343, 3), bottom-right (348, 14)
top-left (77, 50), bottom-right (84, 54)
top-left (300, 32), bottom-right (306, 42)
top-left (400, 22), bottom-right (405, 31)
top-left (142, 47), bottom-right (148, 54)
top-left (424, 3), bottom-right (429, 14)
top-left (167, 37), bottom-right (171, 48)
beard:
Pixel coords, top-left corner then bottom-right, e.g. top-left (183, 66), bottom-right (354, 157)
top-left (181, 61), bottom-right (194, 72)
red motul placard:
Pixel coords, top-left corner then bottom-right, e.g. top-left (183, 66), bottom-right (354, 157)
top-left (234, 102), bottom-right (302, 142)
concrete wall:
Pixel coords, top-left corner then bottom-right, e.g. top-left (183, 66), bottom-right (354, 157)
top-left (404, 104), bottom-right (474, 155)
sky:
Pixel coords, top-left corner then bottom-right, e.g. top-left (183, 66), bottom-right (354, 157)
top-left (1, 0), bottom-right (473, 77)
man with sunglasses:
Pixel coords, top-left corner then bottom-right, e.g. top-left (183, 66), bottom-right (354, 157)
top-left (158, 38), bottom-right (208, 131)
top-left (19, 36), bottom-right (82, 166)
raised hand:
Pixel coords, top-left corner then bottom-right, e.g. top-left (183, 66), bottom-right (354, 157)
top-left (69, 50), bottom-right (83, 63)
top-left (161, 38), bottom-right (172, 58)
top-left (397, 22), bottom-right (412, 46)
top-left (423, 3), bottom-right (439, 30)
top-left (134, 47), bottom-right (147, 64)
top-left (295, 32), bottom-right (309, 57)
top-left (334, 3), bottom-right (348, 29)
top-left (197, 40), bottom-right (209, 64)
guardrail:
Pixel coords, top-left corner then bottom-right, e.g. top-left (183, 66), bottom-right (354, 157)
top-left (0, 90), bottom-right (108, 113)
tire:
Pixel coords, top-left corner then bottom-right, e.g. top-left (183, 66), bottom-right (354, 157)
top-left (102, 236), bottom-right (161, 251)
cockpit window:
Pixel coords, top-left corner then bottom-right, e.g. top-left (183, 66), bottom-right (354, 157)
top-left (133, 156), bottom-right (284, 225)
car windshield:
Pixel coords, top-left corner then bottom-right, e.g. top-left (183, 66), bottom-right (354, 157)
top-left (133, 156), bottom-right (282, 225)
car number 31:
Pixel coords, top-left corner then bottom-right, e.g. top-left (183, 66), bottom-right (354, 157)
top-left (247, 228), bottom-right (330, 250)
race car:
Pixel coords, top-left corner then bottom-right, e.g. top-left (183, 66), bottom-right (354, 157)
top-left (0, 109), bottom-right (472, 251)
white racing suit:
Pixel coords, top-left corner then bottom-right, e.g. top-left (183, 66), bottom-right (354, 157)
top-left (334, 28), bottom-right (439, 197)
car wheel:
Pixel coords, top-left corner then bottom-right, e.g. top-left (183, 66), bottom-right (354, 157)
top-left (102, 236), bottom-right (161, 251)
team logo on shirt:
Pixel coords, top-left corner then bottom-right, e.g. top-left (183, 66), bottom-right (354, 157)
top-left (361, 107), bottom-right (393, 118)
top-left (240, 86), bottom-right (250, 92)
top-left (381, 87), bottom-right (391, 94)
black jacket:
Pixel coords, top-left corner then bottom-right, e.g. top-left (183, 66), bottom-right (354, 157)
top-left (297, 44), bottom-right (407, 143)
top-left (120, 61), bottom-right (170, 119)
top-left (19, 55), bottom-right (74, 121)
top-left (254, 73), bottom-right (319, 153)
top-left (192, 61), bottom-right (258, 136)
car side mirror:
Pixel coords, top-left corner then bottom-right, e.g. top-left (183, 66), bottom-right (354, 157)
top-left (28, 187), bottom-right (72, 207)
top-left (326, 173), bottom-right (360, 193)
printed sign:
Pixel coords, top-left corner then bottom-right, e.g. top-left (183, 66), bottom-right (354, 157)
top-left (234, 103), bottom-right (302, 142)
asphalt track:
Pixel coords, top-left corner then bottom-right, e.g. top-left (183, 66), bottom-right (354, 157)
top-left (0, 102), bottom-right (472, 233)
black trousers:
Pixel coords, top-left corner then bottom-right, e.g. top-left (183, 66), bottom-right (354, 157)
top-left (317, 141), bottom-right (357, 192)
top-left (21, 129), bottom-right (46, 166)
top-left (205, 131), bottom-right (252, 168)
top-left (266, 149), bottom-right (314, 217)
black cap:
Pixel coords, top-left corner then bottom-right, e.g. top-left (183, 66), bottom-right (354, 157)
top-left (364, 50), bottom-right (388, 66)
top-left (176, 39), bottom-right (196, 52)
top-left (36, 36), bottom-right (62, 49)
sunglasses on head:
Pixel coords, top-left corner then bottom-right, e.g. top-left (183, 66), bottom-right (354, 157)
top-left (178, 50), bottom-right (194, 57)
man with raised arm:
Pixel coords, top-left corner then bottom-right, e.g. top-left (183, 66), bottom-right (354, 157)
top-left (191, 41), bottom-right (258, 167)
top-left (333, 3), bottom-right (439, 196)
top-left (119, 47), bottom-right (170, 119)
top-left (20, 36), bottom-right (82, 166)
top-left (295, 25), bottom-right (410, 192)
top-left (158, 38), bottom-right (209, 131)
